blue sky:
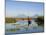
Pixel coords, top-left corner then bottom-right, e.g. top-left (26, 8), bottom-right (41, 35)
top-left (6, 0), bottom-right (44, 17)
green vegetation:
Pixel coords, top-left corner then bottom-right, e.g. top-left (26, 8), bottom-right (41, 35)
top-left (35, 16), bottom-right (44, 26)
top-left (5, 18), bottom-right (16, 23)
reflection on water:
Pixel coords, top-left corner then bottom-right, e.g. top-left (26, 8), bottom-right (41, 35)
top-left (5, 20), bottom-right (44, 34)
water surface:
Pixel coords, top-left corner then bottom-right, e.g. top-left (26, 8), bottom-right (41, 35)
top-left (5, 20), bottom-right (44, 34)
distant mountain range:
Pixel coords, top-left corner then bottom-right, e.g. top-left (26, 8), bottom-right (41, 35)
top-left (16, 15), bottom-right (28, 18)
top-left (6, 14), bottom-right (40, 18)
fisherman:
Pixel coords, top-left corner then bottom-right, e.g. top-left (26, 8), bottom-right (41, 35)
top-left (28, 16), bottom-right (31, 26)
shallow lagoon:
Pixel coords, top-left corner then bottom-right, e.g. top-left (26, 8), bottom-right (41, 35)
top-left (5, 20), bottom-right (44, 34)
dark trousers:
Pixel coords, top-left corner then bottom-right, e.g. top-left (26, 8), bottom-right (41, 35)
top-left (28, 21), bottom-right (31, 26)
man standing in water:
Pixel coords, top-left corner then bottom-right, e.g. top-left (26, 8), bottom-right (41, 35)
top-left (28, 16), bottom-right (31, 26)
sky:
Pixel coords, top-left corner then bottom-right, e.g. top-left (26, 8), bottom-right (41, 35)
top-left (6, 0), bottom-right (44, 17)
